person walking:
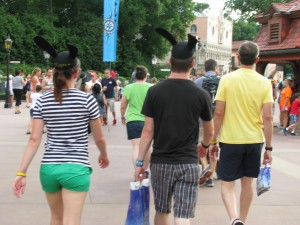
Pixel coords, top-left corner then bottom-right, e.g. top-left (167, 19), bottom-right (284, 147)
top-left (92, 83), bottom-right (107, 126)
top-left (23, 75), bottom-right (32, 108)
top-left (13, 36), bottom-right (109, 225)
top-left (31, 67), bottom-right (41, 93)
top-left (284, 92), bottom-right (300, 135)
top-left (42, 68), bottom-right (54, 94)
top-left (195, 58), bottom-right (220, 187)
top-left (120, 65), bottom-right (152, 174)
top-left (279, 79), bottom-right (293, 134)
top-left (26, 85), bottom-right (43, 134)
top-left (101, 69), bottom-right (119, 125)
top-left (209, 41), bottom-right (273, 225)
top-left (135, 28), bottom-right (214, 225)
top-left (12, 69), bottom-right (26, 114)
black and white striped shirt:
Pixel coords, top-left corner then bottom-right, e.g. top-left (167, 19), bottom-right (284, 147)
top-left (33, 89), bottom-right (100, 167)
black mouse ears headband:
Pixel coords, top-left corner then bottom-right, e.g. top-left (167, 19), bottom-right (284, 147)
top-left (155, 28), bottom-right (198, 60)
top-left (33, 36), bottom-right (78, 70)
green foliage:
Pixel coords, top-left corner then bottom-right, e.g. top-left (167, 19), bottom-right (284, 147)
top-left (194, 3), bottom-right (209, 13)
top-left (232, 19), bottom-right (260, 41)
top-left (224, 0), bottom-right (289, 20)
top-left (0, 0), bottom-right (197, 78)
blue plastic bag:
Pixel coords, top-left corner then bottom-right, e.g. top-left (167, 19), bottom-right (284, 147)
top-left (256, 164), bottom-right (271, 196)
top-left (125, 179), bottom-right (150, 225)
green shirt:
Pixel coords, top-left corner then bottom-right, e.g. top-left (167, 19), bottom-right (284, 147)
top-left (123, 82), bottom-right (152, 123)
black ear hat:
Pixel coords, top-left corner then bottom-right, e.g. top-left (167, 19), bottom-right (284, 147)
top-left (155, 28), bottom-right (198, 60)
top-left (33, 36), bottom-right (78, 70)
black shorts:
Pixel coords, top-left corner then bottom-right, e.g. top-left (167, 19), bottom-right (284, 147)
top-left (126, 121), bottom-right (144, 140)
top-left (218, 143), bottom-right (263, 181)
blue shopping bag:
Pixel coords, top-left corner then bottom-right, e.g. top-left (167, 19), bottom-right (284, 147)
top-left (125, 179), bottom-right (150, 225)
top-left (256, 164), bottom-right (271, 196)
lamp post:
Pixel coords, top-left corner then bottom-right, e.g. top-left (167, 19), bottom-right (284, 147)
top-left (43, 51), bottom-right (50, 69)
top-left (151, 56), bottom-right (157, 77)
top-left (4, 35), bottom-right (13, 108)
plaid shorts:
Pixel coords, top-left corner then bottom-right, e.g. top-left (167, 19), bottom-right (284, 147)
top-left (150, 163), bottom-right (200, 218)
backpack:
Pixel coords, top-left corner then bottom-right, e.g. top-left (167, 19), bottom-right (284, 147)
top-left (202, 75), bottom-right (221, 110)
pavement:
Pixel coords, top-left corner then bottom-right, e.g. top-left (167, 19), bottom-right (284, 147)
top-left (0, 100), bottom-right (299, 225)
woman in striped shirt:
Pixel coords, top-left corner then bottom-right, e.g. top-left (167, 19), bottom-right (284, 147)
top-left (13, 37), bottom-right (109, 225)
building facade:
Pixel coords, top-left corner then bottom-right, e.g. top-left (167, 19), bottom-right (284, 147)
top-left (189, 14), bottom-right (233, 74)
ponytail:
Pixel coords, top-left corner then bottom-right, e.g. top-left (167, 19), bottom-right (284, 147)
top-left (53, 59), bottom-right (80, 103)
top-left (53, 72), bottom-right (67, 103)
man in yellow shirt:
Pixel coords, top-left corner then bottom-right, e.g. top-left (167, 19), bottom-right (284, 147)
top-left (209, 41), bottom-right (273, 225)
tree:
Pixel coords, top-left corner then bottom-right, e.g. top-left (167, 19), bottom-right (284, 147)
top-left (232, 19), bottom-right (260, 41)
top-left (194, 3), bottom-right (209, 13)
top-left (0, 0), bottom-right (199, 78)
top-left (224, 0), bottom-right (289, 41)
top-left (224, 0), bottom-right (289, 20)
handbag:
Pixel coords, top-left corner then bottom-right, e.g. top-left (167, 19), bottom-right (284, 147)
top-left (256, 164), bottom-right (271, 196)
top-left (125, 179), bottom-right (150, 225)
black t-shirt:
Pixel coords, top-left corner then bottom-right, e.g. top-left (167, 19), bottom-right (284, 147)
top-left (101, 77), bottom-right (117, 98)
top-left (142, 79), bottom-right (213, 164)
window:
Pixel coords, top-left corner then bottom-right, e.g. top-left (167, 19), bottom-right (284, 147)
top-left (269, 23), bottom-right (279, 44)
top-left (191, 24), bottom-right (197, 33)
top-left (212, 26), bottom-right (215, 35)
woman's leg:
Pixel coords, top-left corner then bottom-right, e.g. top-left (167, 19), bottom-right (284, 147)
top-left (45, 191), bottom-right (63, 225)
top-left (62, 189), bottom-right (87, 225)
top-left (282, 111), bottom-right (289, 128)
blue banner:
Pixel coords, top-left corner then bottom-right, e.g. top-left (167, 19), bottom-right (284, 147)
top-left (103, 0), bottom-right (120, 62)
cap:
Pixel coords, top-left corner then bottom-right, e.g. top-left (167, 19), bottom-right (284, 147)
top-left (156, 28), bottom-right (198, 60)
top-left (33, 36), bottom-right (78, 71)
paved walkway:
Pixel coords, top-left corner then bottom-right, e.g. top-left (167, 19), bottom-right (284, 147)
top-left (0, 101), bottom-right (299, 225)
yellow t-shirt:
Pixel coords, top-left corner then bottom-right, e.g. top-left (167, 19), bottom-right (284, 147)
top-left (215, 68), bottom-right (274, 144)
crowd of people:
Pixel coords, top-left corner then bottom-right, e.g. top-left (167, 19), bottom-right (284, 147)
top-left (9, 31), bottom-right (299, 225)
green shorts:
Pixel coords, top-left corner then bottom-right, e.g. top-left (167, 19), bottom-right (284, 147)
top-left (40, 164), bottom-right (92, 193)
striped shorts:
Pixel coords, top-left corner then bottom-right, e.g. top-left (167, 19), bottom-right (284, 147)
top-left (150, 163), bottom-right (200, 218)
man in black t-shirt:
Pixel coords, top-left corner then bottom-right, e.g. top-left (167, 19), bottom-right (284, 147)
top-left (101, 69), bottom-right (118, 125)
top-left (134, 28), bottom-right (214, 224)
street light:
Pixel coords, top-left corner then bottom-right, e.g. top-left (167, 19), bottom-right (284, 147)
top-left (151, 56), bottom-right (157, 77)
top-left (43, 51), bottom-right (50, 69)
top-left (4, 35), bottom-right (13, 108)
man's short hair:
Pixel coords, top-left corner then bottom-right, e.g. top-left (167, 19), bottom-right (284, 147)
top-left (204, 59), bottom-right (218, 72)
top-left (238, 41), bottom-right (259, 65)
top-left (170, 56), bottom-right (194, 73)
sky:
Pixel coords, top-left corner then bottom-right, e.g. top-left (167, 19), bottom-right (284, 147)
top-left (194, 0), bottom-right (226, 17)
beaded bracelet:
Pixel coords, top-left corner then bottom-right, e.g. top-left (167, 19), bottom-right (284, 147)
top-left (135, 159), bottom-right (144, 167)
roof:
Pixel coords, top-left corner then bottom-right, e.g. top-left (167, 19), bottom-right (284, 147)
top-left (255, 0), bottom-right (300, 20)
top-left (272, 0), bottom-right (300, 13)
top-left (255, 18), bottom-right (300, 51)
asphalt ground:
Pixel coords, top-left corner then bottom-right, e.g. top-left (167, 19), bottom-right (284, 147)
top-left (0, 100), bottom-right (299, 225)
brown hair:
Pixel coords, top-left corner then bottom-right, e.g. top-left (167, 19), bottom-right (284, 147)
top-left (135, 65), bottom-right (148, 80)
top-left (31, 67), bottom-right (41, 78)
top-left (53, 59), bottom-right (81, 103)
top-left (170, 56), bottom-right (194, 73)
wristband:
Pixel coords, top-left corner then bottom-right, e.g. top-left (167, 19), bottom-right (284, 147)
top-left (210, 140), bottom-right (217, 145)
top-left (121, 116), bottom-right (125, 120)
top-left (265, 147), bottom-right (273, 151)
top-left (201, 142), bottom-right (210, 149)
top-left (16, 172), bottom-right (26, 177)
top-left (135, 159), bottom-right (144, 167)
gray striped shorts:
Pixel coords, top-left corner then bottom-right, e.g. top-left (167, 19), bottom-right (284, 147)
top-left (150, 163), bottom-right (200, 218)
